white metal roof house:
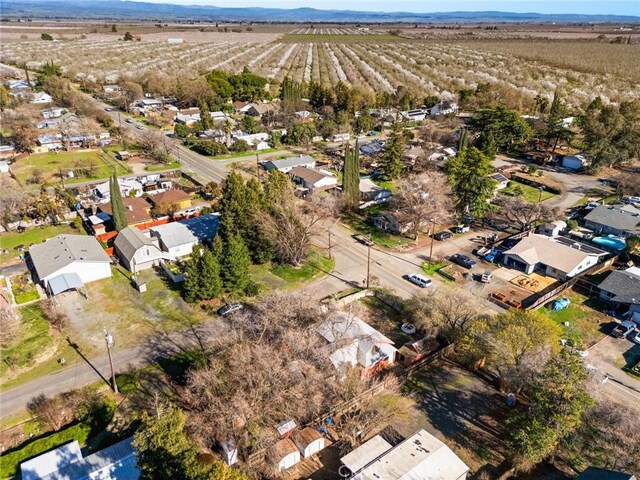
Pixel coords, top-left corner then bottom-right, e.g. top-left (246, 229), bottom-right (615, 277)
top-left (95, 178), bottom-right (144, 202)
top-left (28, 235), bottom-right (112, 296)
top-left (20, 437), bottom-right (139, 480)
top-left (502, 234), bottom-right (606, 280)
top-left (149, 214), bottom-right (220, 257)
top-left (263, 155), bottom-right (316, 173)
top-left (341, 429), bottom-right (469, 480)
top-left (400, 109), bottom-right (427, 122)
top-left (430, 101), bottom-right (459, 116)
top-left (114, 226), bottom-right (168, 273)
top-left (30, 91), bottom-right (53, 104)
top-left (317, 312), bottom-right (397, 377)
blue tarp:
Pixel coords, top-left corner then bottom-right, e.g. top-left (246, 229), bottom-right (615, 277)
top-left (553, 298), bottom-right (571, 311)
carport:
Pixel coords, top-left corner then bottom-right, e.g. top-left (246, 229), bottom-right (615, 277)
top-left (46, 272), bottom-right (84, 296)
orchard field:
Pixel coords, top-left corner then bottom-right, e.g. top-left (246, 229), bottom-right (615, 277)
top-left (2, 26), bottom-right (638, 107)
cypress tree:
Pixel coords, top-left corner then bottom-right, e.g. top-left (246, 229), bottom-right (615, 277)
top-left (109, 172), bottom-right (127, 232)
top-left (182, 245), bottom-right (204, 303)
top-left (476, 130), bottom-right (496, 159)
top-left (458, 128), bottom-right (469, 152)
top-left (221, 230), bottom-right (252, 295)
top-left (198, 248), bottom-right (222, 300)
top-left (199, 101), bottom-right (213, 131)
top-left (381, 122), bottom-right (404, 180)
top-left (342, 140), bottom-right (361, 207)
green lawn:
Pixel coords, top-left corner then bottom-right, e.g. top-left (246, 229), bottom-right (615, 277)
top-left (372, 178), bottom-right (399, 193)
top-left (501, 180), bottom-right (557, 203)
top-left (145, 159), bottom-right (181, 171)
top-left (0, 304), bottom-right (57, 382)
top-left (270, 251), bottom-right (334, 283)
top-left (343, 211), bottom-right (412, 248)
top-left (12, 150), bottom-right (129, 185)
top-left (540, 291), bottom-right (607, 347)
top-left (0, 224), bottom-right (80, 264)
top-left (0, 423), bottom-right (91, 479)
top-left (421, 262), bottom-right (447, 276)
top-left (12, 281), bottom-right (39, 304)
top-left (187, 145), bottom-right (280, 161)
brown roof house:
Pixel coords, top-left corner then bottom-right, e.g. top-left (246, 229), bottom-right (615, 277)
top-left (148, 189), bottom-right (192, 213)
top-left (98, 197), bottom-right (152, 226)
top-left (289, 166), bottom-right (338, 193)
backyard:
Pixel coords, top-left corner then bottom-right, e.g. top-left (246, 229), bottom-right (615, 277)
top-left (10, 274), bottom-right (39, 304)
top-left (250, 249), bottom-right (335, 289)
top-left (342, 209), bottom-right (413, 248)
top-left (0, 223), bottom-right (81, 264)
top-left (11, 150), bottom-right (129, 185)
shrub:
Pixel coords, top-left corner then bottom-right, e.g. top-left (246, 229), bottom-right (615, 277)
top-left (41, 33), bottom-right (53, 41)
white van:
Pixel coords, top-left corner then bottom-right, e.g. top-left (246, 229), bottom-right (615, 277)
top-left (407, 273), bottom-right (432, 288)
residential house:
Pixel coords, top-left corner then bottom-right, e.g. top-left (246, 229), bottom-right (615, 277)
top-left (0, 160), bottom-right (9, 173)
top-left (234, 132), bottom-right (270, 147)
top-left (371, 211), bottom-right (411, 235)
top-left (31, 92), bottom-right (53, 104)
top-left (102, 84), bottom-right (121, 94)
top-left (430, 101), bottom-right (459, 116)
top-left (332, 132), bottom-right (351, 143)
top-left (149, 214), bottom-right (220, 257)
top-left (28, 234), bottom-right (112, 296)
top-left (274, 439), bottom-right (301, 472)
top-left (289, 167), bottom-right (337, 193)
top-left (502, 234), bottom-right (607, 280)
top-left (98, 197), bottom-right (153, 226)
top-left (401, 146), bottom-right (424, 164)
top-left (359, 178), bottom-right (391, 204)
top-left (263, 155), bottom-right (315, 173)
top-left (174, 110), bottom-right (229, 125)
top-left (41, 107), bottom-right (65, 119)
top-left (234, 102), bottom-right (261, 117)
top-left (293, 428), bottom-right (325, 458)
top-left (576, 467), bottom-right (636, 480)
top-left (359, 139), bottom-right (385, 156)
top-left (584, 204), bottom-right (640, 238)
top-left (400, 109), bottom-right (427, 122)
top-left (489, 172), bottom-right (509, 190)
top-left (148, 189), bottom-right (192, 212)
top-left (341, 429), bottom-right (469, 480)
top-left (114, 226), bottom-right (167, 273)
top-left (0, 145), bottom-right (16, 159)
top-left (95, 178), bottom-right (144, 202)
top-left (369, 107), bottom-right (397, 125)
top-left (598, 267), bottom-right (640, 308)
top-left (316, 312), bottom-right (397, 377)
top-left (20, 437), bottom-right (139, 480)
top-left (537, 220), bottom-right (567, 238)
top-left (561, 153), bottom-right (589, 170)
top-left (36, 134), bottom-right (63, 151)
top-left (199, 128), bottom-right (227, 143)
top-left (37, 112), bottom-right (79, 129)
top-left (255, 140), bottom-right (270, 151)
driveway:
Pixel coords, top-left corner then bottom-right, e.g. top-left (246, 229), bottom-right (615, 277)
top-left (586, 334), bottom-right (640, 411)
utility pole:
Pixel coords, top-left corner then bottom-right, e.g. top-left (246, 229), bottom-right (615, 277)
top-left (366, 244), bottom-right (371, 289)
top-left (428, 218), bottom-right (437, 269)
top-left (104, 329), bottom-right (118, 394)
top-left (256, 152), bottom-right (260, 179)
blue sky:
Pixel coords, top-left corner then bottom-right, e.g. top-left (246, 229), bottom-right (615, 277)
top-left (130, 0), bottom-right (640, 16)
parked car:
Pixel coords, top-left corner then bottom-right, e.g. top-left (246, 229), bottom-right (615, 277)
top-left (452, 225), bottom-right (470, 234)
top-left (353, 234), bottom-right (375, 246)
top-left (104, 107), bottom-right (113, 112)
top-left (125, 118), bottom-right (134, 124)
top-left (612, 320), bottom-right (636, 339)
top-left (480, 271), bottom-right (493, 283)
top-left (450, 254), bottom-right (477, 269)
top-left (406, 273), bottom-right (432, 288)
top-left (433, 231), bottom-right (452, 241)
top-left (631, 330), bottom-right (640, 344)
top-left (218, 303), bottom-right (243, 316)
top-left (136, 124), bottom-right (144, 130)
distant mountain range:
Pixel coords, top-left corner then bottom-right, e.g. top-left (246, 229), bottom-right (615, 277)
top-left (2, 0), bottom-right (639, 23)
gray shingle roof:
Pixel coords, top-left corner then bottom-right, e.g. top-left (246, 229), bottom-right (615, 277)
top-left (150, 214), bottom-right (220, 249)
top-left (584, 204), bottom-right (640, 234)
top-left (576, 467), bottom-right (636, 480)
top-left (598, 269), bottom-right (640, 304)
top-left (264, 155), bottom-right (315, 171)
top-left (114, 227), bottom-right (155, 262)
top-left (29, 235), bottom-right (110, 281)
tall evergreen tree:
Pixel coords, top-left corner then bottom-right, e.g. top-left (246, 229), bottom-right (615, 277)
top-left (199, 101), bottom-right (214, 131)
top-left (381, 122), bottom-right (405, 180)
top-left (221, 229), bottom-right (253, 295)
top-left (544, 91), bottom-right (573, 154)
top-left (445, 147), bottom-right (495, 216)
top-left (476, 130), bottom-right (497, 159)
top-left (198, 248), bottom-right (222, 300)
top-left (109, 172), bottom-right (127, 232)
top-left (183, 245), bottom-right (204, 303)
top-left (342, 140), bottom-right (361, 207)
top-left (458, 128), bottom-right (469, 152)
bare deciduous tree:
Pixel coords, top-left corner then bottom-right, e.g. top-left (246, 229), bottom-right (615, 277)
top-left (0, 179), bottom-right (31, 230)
top-left (138, 129), bottom-right (173, 163)
top-left (0, 306), bottom-right (20, 347)
top-left (407, 287), bottom-right (484, 343)
top-left (27, 394), bottom-right (68, 431)
top-left (393, 172), bottom-right (455, 240)
top-left (494, 195), bottom-right (561, 232)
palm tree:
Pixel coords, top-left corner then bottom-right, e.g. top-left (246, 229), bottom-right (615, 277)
top-left (222, 119), bottom-right (233, 147)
